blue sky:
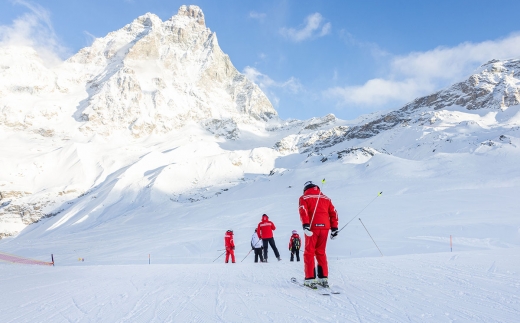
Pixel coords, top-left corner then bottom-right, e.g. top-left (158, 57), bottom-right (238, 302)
top-left (2, 0), bottom-right (520, 121)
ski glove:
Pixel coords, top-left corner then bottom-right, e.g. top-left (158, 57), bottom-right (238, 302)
top-left (232, 246), bottom-right (235, 250)
top-left (303, 224), bottom-right (313, 237)
top-left (330, 228), bottom-right (339, 240)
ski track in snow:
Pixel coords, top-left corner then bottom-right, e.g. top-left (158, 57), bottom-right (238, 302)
top-left (0, 249), bottom-right (519, 322)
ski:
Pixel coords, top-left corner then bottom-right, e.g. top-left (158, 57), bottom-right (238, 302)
top-left (320, 286), bottom-right (341, 295)
top-left (291, 277), bottom-right (341, 295)
top-left (290, 277), bottom-right (341, 295)
top-left (291, 277), bottom-right (330, 295)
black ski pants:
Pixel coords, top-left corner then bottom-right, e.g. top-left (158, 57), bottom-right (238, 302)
top-left (290, 247), bottom-right (300, 261)
top-left (262, 237), bottom-right (280, 260)
top-left (254, 247), bottom-right (264, 263)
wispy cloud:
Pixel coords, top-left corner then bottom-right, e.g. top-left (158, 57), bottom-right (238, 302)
top-left (339, 29), bottom-right (389, 59)
top-left (249, 11), bottom-right (266, 21)
top-left (280, 13), bottom-right (331, 42)
top-left (0, 0), bottom-right (68, 65)
top-left (243, 66), bottom-right (303, 106)
top-left (83, 31), bottom-right (97, 47)
top-left (325, 33), bottom-right (520, 108)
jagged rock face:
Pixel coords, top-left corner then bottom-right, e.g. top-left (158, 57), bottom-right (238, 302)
top-left (403, 59), bottom-right (520, 112)
top-left (275, 126), bottom-right (350, 154)
top-left (275, 58), bottom-right (520, 154)
top-left (68, 5), bottom-right (277, 137)
top-left (0, 5), bottom-right (277, 138)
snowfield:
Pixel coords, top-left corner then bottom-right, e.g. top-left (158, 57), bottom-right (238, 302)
top-left (1, 249), bottom-right (518, 322)
top-left (1, 134), bottom-right (519, 322)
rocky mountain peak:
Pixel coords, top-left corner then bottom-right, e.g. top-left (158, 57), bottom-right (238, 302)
top-left (0, 5), bottom-right (277, 139)
top-left (176, 5), bottom-right (205, 26)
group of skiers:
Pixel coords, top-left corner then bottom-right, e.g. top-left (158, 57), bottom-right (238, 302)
top-left (224, 214), bottom-right (288, 263)
top-left (223, 180), bottom-right (339, 289)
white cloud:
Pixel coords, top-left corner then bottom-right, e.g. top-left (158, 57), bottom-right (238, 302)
top-left (319, 22), bottom-right (331, 37)
top-left (83, 31), bottom-right (97, 47)
top-left (325, 33), bottom-right (520, 108)
top-left (243, 66), bottom-right (276, 88)
top-left (326, 78), bottom-right (430, 106)
top-left (280, 13), bottom-right (331, 42)
top-left (339, 29), bottom-right (390, 59)
top-left (244, 66), bottom-right (302, 92)
top-left (249, 11), bottom-right (266, 21)
top-left (243, 66), bottom-right (303, 106)
top-left (0, 0), bottom-right (68, 65)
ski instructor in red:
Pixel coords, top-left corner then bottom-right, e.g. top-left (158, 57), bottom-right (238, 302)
top-left (299, 180), bottom-right (339, 289)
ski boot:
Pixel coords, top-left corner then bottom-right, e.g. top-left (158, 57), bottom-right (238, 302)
top-left (317, 278), bottom-right (329, 288)
top-left (303, 279), bottom-right (317, 289)
top-left (277, 257), bottom-right (282, 261)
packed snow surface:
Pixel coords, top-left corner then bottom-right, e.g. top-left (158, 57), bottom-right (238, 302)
top-left (1, 249), bottom-right (519, 322)
top-left (1, 130), bottom-right (519, 322)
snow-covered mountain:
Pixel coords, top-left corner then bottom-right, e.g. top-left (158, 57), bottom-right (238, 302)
top-left (0, 5), bottom-right (280, 237)
top-left (0, 5), bottom-right (276, 139)
top-left (0, 5), bottom-right (519, 254)
top-left (275, 58), bottom-right (520, 157)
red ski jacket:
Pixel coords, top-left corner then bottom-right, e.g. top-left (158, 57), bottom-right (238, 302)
top-left (257, 214), bottom-right (276, 239)
top-left (288, 233), bottom-right (301, 250)
top-left (299, 186), bottom-right (338, 230)
top-left (225, 231), bottom-right (235, 249)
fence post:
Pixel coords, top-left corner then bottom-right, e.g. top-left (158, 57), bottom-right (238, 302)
top-left (51, 254), bottom-right (54, 266)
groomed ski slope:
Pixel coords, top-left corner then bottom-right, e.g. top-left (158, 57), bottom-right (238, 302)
top-left (1, 132), bottom-right (520, 322)
top-left (1, 248), bottom-right (518, 322)
top-left (1, 103), bottom-right (520, 322)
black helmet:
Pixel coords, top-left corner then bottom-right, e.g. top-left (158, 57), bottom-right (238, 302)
top-left (227, 229), bottom-right (233, 233)
top-left (303, 181), bottom-right (317, 192)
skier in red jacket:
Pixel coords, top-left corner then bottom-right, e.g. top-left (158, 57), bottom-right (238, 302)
top-left (224, 229), bottom-right (235, 263)
top-left (299, 181), bottom-right (339, 289)
top-left (288, 230), bottom-right (301, 262)
top-left (257, 214), bottom-right (281, 262)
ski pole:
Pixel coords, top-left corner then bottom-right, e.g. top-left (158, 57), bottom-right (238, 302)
top-left (359, 218), bottom-right (383, 256)
top-left (212, 251), bottom-right (226, 262)
top-left (338, 191), bottom-right (382, 233)
top-left (307, 178), bottom-right (326, 236)
top-left (241, 249), bottom-right (253, 262)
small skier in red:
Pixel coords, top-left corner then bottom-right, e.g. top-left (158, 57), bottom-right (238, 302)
top-left (224, 229), bottom-right (235, 263)
top-left (257, 214), bottom-right (281, 262)
top-left (299, 181), bottom-right (339, 289)
top-left (288, 230), bottom-right (301, 262)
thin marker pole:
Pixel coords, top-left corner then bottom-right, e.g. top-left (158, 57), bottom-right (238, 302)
top-left (241, 249), bottom-right (253, 262)
top-left (212, 251), bottom-right (226, 262)
top-left (359, 218), bottom-right (383, 257)
top-left (450, 235), bottom-right (452, 252)
top-left (149, 254), bottom-right (150, 265)
top-left (338, 192), bottom-right (382, 233)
